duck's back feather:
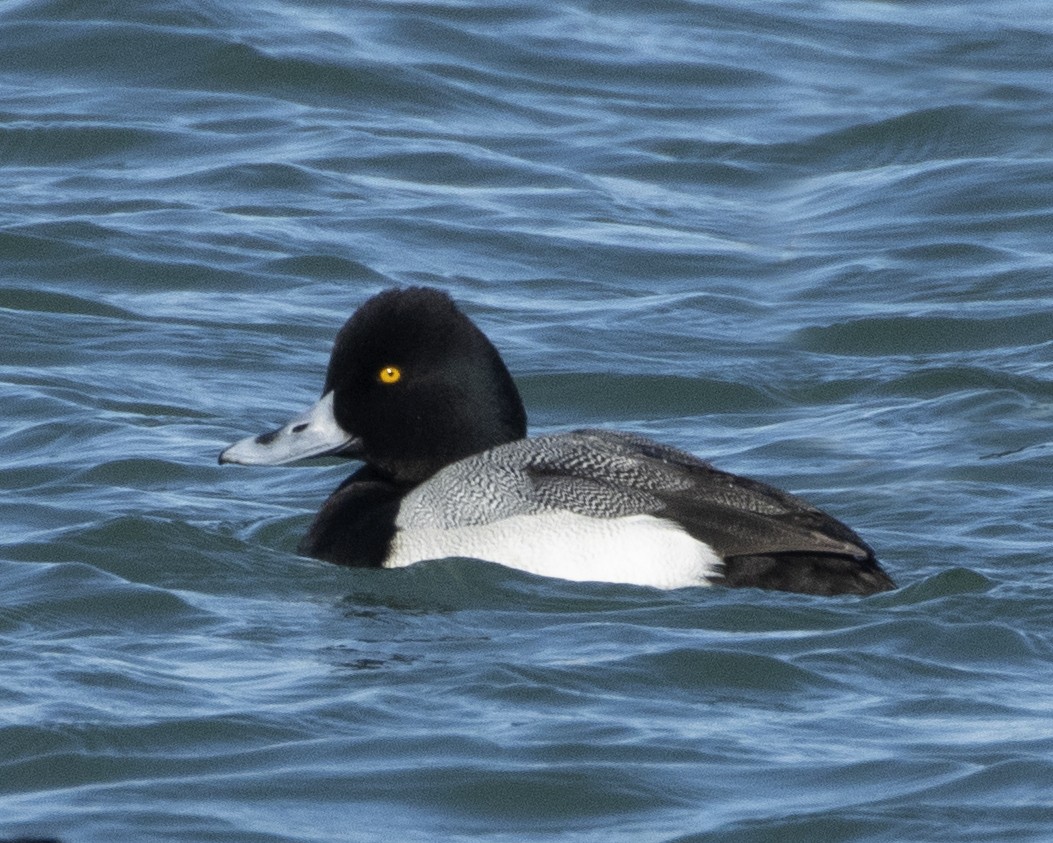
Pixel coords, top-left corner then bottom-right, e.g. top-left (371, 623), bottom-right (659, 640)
top-left (394, 429), bottom-right (893, 595)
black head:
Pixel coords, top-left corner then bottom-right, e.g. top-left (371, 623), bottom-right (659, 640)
top-left (323, 286), bottom-right (527, 484)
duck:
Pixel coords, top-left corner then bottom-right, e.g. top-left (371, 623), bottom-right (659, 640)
top-left (220, 286), bottom-right (895, 596)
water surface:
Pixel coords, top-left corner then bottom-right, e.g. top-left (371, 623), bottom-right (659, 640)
top-left (2, 1), bottom-right (1053, 840)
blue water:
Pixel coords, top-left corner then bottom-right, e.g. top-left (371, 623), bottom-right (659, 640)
top-left (3, 0), bottom-right (1053, 840)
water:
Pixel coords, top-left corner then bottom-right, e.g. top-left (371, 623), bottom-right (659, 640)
top-left (3, 0), bottom-right (1053, 840)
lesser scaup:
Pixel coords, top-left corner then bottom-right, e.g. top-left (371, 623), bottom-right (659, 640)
top-left (220, 287), bottom-right (895, 596)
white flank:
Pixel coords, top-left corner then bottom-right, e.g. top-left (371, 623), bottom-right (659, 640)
top-left (384, 511), bottom-right (721, 590)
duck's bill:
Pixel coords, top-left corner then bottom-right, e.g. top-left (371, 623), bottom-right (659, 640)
top-left (218, 391), bottom-right (363, 466)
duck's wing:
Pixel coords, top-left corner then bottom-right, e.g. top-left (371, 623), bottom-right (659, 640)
top-left (518, 430), bottom-right (861, 556)
top-left (521, 430), bottom-right (894, 595)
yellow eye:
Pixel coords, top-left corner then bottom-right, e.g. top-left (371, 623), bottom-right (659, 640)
top-left (378, 365), bottom-right (402, 385)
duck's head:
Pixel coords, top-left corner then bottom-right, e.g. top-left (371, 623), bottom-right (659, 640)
top-left (219, 287), bottom-right (527, 484)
